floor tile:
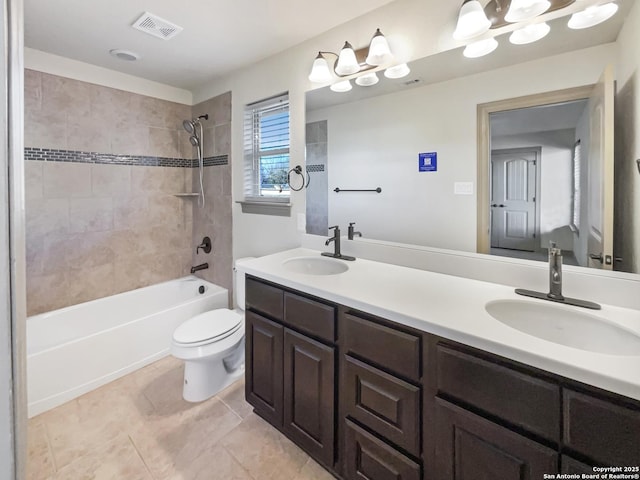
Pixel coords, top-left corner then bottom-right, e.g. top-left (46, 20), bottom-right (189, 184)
top-left (294, 458), bottom-right (337, 480)
top-left (26, 420), bottom-right (55, 480)
top-left (222, 413), bottom-right (309, 480)
top-left (217, 378), bottom-right (253, 419)
top-left (50, 434), bottom-right (152, 480)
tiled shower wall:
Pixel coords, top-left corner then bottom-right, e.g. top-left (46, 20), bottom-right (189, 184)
top-left (24, 69), bottom-right (232, 315)
top-left (305, 121), bottom-right (329, 236)
top-left (191, 93), bottom-right (233, 300)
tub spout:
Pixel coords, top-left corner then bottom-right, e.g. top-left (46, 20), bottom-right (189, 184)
top-left (190, 263), bottom-right (209, 274)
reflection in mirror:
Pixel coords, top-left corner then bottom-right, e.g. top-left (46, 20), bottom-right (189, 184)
top-left (305, 0), bottom-right (639, 274)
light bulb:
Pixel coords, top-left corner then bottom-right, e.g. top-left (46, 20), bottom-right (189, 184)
top-left (463, 37), bottom-right (498, 58)
top-left (509, 22), bottom-right (551, 44)
top-left (568, 3), bottom-right (618, 30)
top-left (504, 0), bottom-right (551, 23)
top-left (335, 42), bottom-right (360, 76)
top-left (453, 0), bottom-right (492, 41)
top-left (330, 80), bottom-right (352, 93)
top-left (365, 29), bottom-right (393, 66)
top-left (355, 72), bottom-right (379, 87)
top-left (308, 53), bottom-right (333, 83)
top-left (384, 63), bottom-right (411, 79)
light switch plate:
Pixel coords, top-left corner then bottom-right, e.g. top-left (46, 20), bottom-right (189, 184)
top-left (454, 182), bottom-right (474, 195)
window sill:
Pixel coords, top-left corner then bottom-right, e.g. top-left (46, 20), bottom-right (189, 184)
top-left (237, 200), bottom-right (292, 216)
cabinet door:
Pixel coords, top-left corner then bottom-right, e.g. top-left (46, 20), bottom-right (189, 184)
top-left (561, 456), bottom-right (595, 474)
top-left (245, 311), bottom-right (283, 426)
top-left (283, 329), bottom-right (335, 467)
top-left (435, 399), bottom-right (558, 480)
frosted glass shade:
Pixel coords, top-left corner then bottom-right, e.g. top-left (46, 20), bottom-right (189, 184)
top-left (509, 22), bottom-right (551, 44)
top-left (568, 3), bottom-right (618, 30)
top-left (384, 63), bottom-right (411, 79)
top-left (355, 72), bottom-right (379, 87)
top-left (453, 0), bottom-right (492, 41)
top-left (330, 80), bottom-right (352, 93)
top-left (504, 0), bottom-right (551, 22)
top-left (365, 29), bottom-right (393, 65)
top-left (463, 37), bottom-right (498, 58)
top-left (308, 53), bottom-right (333, 83)
top-left (335, 42), bottom-right (360, 76)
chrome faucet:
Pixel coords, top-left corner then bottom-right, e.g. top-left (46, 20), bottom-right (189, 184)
top-left (348, 222), bottom-right (362, 240)
top-left (322, 226), bottom-right (355, 261)
top-left (548, 242), bottom-right (563, 300)
top-left (515, 241), bottom-right (601, 309)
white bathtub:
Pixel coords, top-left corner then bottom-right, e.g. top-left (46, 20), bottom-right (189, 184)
top-left (27, 276), bottom-right (228, 417)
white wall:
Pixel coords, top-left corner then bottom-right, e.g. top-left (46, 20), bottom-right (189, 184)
top-left (615, 0), bottom-right (640, 273)
top-left (304, 44), bottom-right (613, 252)
top-left (493, 130), bottom-right (576, 252)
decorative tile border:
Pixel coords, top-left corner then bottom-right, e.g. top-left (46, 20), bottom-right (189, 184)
top-left (306, 164), bottom-right (325, 173)
top-left (25, 148), bottom-right (228, 168)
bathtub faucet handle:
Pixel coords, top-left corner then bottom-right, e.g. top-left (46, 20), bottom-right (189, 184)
top-left (196, 236), bottom-right (212, 255)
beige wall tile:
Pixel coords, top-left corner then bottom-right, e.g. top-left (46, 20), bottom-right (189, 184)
top-left (65, 232), bottom-right (115, 269)
top-left (25, 109), bottom-right (67, 149)
top-left (67, 263), bottom-right (116, 306)
top-left (25, 161), bottom-right (44, 201)
top-left (41, 235), bottom-right (72, 276)
top-left (69, 197), bottom-right (114, 233)
top-left (89, 85), bottom-right (135, 130)
top-left (67, 117), bottom-right (111, 153)
top-left (214, 123), bottom-right (231, 156)
top-left (41, 73), bottom-right (91, 119)
top-left (202, 126), bottom-right (216, 158)
top-left (26, 198), bottom-right (69, 238)
top-left (211, 92), bottom-right (232, 126)
top-left (43, 162), bottom-right (92, 198)
top-left (24, 69), bottom-right (42, 113)
top-left (110, 126), bottom-right (150, 156)
top-left (92, 164), bottom-right (131, 196)
top-left (113, 195), bottom-right (149, 230)
top-left (148, 127), bottom-right (181, 158)
top-left (27, 271), bottom-right (70, 316)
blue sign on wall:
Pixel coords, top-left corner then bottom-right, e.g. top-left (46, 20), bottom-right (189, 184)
top-left (419, 152), bottom-right (437, 172)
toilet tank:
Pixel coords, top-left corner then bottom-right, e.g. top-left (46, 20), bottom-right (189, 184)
top-left (234, 257), bottom-right (255, 310)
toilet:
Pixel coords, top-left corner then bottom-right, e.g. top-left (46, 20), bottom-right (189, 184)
top-left (171, 257), bottom-right (254, 402)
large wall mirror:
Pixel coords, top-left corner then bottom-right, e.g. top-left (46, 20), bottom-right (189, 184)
top-left (305, 0), bottom-right (639, 275)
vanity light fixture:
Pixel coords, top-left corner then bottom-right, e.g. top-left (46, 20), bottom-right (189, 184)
top-left (384, 63), bottom-right (411, 79)
top-left (455, 0), bottom-right (619, 58)
top-left (568, 2), bottom-right (619, 29)
top-left (330, 80), bottom-right (353, 93)
top-left (504, 0), bottom-right (551, 22)
top-left (309, 28), bottom-right (409, 90)
top-left (355, 72), bottom-right (380, 87)
top-left (453, 0), bottom-right (492, 40)
top-left (509, 22), bottom-right (551, 44)
top-left (463, 37), bottom-right (499, 58)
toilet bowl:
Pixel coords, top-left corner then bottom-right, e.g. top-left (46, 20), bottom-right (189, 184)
top-left (171, 257), bottom-right (254, 402)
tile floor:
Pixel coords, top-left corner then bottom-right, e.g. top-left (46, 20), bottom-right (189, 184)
top-left (27, 356), bottom-right (335, 480)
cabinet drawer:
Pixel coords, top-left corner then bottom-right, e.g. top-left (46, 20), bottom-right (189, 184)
top-left (564, 389), bottom-right (640, 465)
top-left (435, 398), bottom-right (558, 479)
top-left (344, 356), bottom-right (420, 457)
top-left (436, 344), bottom-right (560, 442)
top-left (561, 456), bottom-right (595, 474)
top-left (344, 419), bottom-right (421, 480)
top-left (246, 278), bottom-right (283, 320)
top-left (342, 312), bottom-right (421, 382)
top-left (284, 292), bottom-right (335, 342)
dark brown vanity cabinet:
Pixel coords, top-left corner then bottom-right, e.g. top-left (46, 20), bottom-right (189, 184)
top-left (245, 277), bottom-right (338, 470)
top-left (245, 275), bottom-right (640, 480)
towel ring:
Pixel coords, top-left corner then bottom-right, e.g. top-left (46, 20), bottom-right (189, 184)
top-left (287, 165), bottom-right (310, 191)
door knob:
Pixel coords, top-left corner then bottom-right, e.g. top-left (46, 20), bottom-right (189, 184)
top-left (589, 253), bottom-right (603, 264)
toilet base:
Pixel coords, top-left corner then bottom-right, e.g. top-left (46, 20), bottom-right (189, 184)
top-left (182, 358), bottom-right (244, 403)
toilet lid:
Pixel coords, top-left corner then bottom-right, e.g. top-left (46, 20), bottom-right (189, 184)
top-left (173, 310), bottom-right (242, 345)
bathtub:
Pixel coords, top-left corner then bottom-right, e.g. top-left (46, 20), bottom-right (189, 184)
top-left (27, 276), bottom-right (228, 417)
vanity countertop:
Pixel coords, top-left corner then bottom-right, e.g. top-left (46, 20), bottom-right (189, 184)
top-left (239, 248), bottom-right (640, 401)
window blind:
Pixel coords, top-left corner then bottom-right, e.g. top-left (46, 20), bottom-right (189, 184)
top-left (243, 93), bottom-right (290, 202)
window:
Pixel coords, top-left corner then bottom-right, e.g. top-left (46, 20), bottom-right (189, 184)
top-left (571, 140), bottom-right (582, 233)
top-left (243, 93), bottom-right (290, 204)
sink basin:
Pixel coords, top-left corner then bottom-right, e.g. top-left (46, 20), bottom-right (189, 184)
top-left (282, 256), bottom-right (349, 275)
top-left (485, 300), bottom-right (640, 355)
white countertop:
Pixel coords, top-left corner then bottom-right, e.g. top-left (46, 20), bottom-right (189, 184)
top-left (239, 248), bottom-right (640, 401)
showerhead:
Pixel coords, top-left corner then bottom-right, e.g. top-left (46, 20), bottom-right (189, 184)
top-left (189, 135), bottom-right (200, 147)
top-left (183, 119), bottom-right (195, 134)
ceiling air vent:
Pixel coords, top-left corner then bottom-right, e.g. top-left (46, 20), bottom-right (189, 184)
top-left (132, 12), bottom-right (183, 41)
